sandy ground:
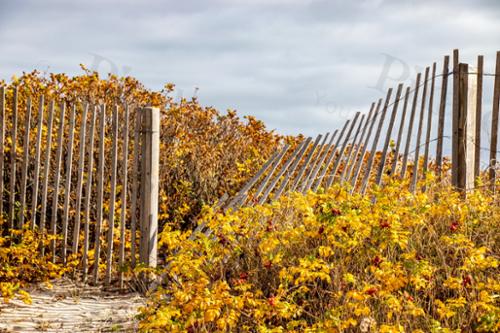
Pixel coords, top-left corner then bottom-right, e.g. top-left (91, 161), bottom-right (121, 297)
top-left (0, 279), bottom-right (144, 332)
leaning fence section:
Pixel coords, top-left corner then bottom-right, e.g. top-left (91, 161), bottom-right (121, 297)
top-left (0, 88), bottom-right (159, 286)
top-left (226, 49), bottom-right (500, 209)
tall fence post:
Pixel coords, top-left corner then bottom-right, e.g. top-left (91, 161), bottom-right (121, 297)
top-left (139, 107), bottom-right (160, 269)
top-left (490, 51), bottom-right (500, 191)
top-left (453, 63), bottom-right (477, 192)
top-left (451, 50), bottom-right (460, 187)
top-left (466, 64), bottom-right (478, 189)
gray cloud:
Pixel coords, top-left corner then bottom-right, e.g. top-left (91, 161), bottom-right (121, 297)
top-left (0, 0), bottom-right (498, 135)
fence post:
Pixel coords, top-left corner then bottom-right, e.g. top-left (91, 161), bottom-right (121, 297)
top-left (139, 107), bottom-right (160, 269)
top-left (453, 63), bottom-right (477, 192)
top-left (451, 50), bottom-right (459, 187)
top-left (466, 64), bottom-right (478, 189)
top-left (490, 51), bottom-right (500, 191)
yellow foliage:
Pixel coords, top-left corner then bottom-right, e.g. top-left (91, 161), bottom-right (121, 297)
top-left (2, 70), bottom-right (294, 233)
top-left (0, 227), bottom-right (71, 303)
top-left (139, 179), bottom-right (500, 332)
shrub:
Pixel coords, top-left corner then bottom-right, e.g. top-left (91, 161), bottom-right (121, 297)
top-left (139, 176), bottom-right (499, 332)
top-left (0, 226), bottom-right (73, 303)
top-left (1, 70), bottom-right (289, 231)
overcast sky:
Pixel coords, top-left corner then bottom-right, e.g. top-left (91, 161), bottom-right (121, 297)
top-left (0, 0), bottom-right (498, 135)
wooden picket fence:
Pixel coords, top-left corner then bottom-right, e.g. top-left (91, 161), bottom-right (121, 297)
top-left (220, 49), bottom-right (500, 210)
top-left (1, 49), bottom-right (499, 288)
top-left (0, 87), bottom-right (159, 287)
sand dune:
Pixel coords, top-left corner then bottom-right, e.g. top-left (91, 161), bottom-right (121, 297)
top-left (0, 279), bottom-right (144, 332)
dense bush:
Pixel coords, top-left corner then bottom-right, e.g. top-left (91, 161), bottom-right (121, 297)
top-left (0, 227), bottom-right (72, 303)
top-left (157, 100), bottom-right (289, 229)
top-left (1, 70), bottom-right (288, 232)
top-left (139, 176), bottom-right (499, 332)
top-left (0, 69), bottom-right (289, 301)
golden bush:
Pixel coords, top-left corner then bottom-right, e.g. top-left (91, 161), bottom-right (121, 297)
top-left (0, 69), bottom-right (289, 301)
top-left (0, 69), bottom-right (289, 232)
top-left (0, 227), bottom-right (73, 303)
top-left (139, 176), bottom-right (499, 332)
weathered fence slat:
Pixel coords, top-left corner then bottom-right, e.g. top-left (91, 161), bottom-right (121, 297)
top-left (422, 63), bottom-right (437, 180)
top-left (345, 103), bottom-right (375, 182)
top-left (351, 99), bottom-right (382, 191)
top-left (489, 51), bottom-right (500, 190)
top-left (274, 138), bottom-right (311, 199)
top-left (61, 104), bottom-right (76, 263)
top-left (273, 137), bottom-right (306, 200)
top-left (436, 55), bottom-right (450, 177)
top-left (474, 55), bottom-right (483, 181)
top-left (130, 108), bottom-right (142, 267)
top-left (71, 103), bottom-right (89, 255)
top-left (376, 84), bottom-right (403, 186)
top-left (119, 104), bottom-right (130, 288)
top-left (252, 144), bottom-right (290, 203)
top-left (225, 149), bottom-right (279, 209)
top-left (390, 87), bottom-right (410, 176)
top-left (231, 149), bottom-right (281, 208)
top-left (30, 96), bottom-right (45, 230)
top-left (105, 104), bottom-right (120, 285)
top-left (340, 114), bottom-right (366, 183)
top-left (360, 89), bottom-right (393, 194)
top-left (451, 49), bottom-right (460, 186)
top-left (326, 112), bottom-right (361, 189)
top-left (0, 86), bottom-right (4, 220)
top-left (314, 120), bottom-right (351, 191)
top-left (410, 67), bottom-right (430, 193)
top-left (18, 96), bottom-right (32, 228)
top-left (50, 103), bottom-right (66, 261)
top-left (401, 73), bottom-right (422, 178)
top-left (82, 106), bottom-right (97, 282)
top-left (259, 140), bottom-right (307, 204)
top-left (93, 104), bottom-right (107, 283)
top-left (8, 86), bottom-right (18, 230)
top-left (300, 133), bottom-right (329, 193)
top-left (456, 63), bottom-right (470, 191)
top-left (290, 135), bottom-right (322, 192)
top-left (453, 61), bottom-right (478, 192)
top-left (191, 193), bottom-right (230, 240)
top-left (39, 100), bottom-right (55, 256)
top-left (466, 63), bottom-right (478, 190)
top-left (305, 131), bottom-right (338, 191)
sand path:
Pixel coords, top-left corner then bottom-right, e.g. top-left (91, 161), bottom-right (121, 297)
top-left (0, 279), bottom-right (144, 332)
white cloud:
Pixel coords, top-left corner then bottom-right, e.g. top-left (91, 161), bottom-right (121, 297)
top-left (0, 0), bottom-right (498, 136)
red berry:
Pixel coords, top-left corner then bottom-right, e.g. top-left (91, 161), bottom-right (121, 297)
top-left (463, 274), bottom-right (472, 287)
top-left (264, 261), bottom-right (272, 269)
top-left (379, 220), bottom-right (391, 229)
top-left (239, 272), bottom-right (248, 280)
top-left (372, 256), bottom-right (383, 267)
top-left (450, 221), bottom-right (460, 232)
top-left (331, 207), bottom-right (342, 216)
top-left (266, 220), bottom-right (274, 232)
top-left (268, 296), bottom-right (277, 307)
top-left (318, 226), bottom-right (325, 235)
top-left (365, 287), bottom-right (378, 296)
top-left (187, 323), bottom-right (200, 333)
top-left (218, 234), bottom-right (228, 245)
